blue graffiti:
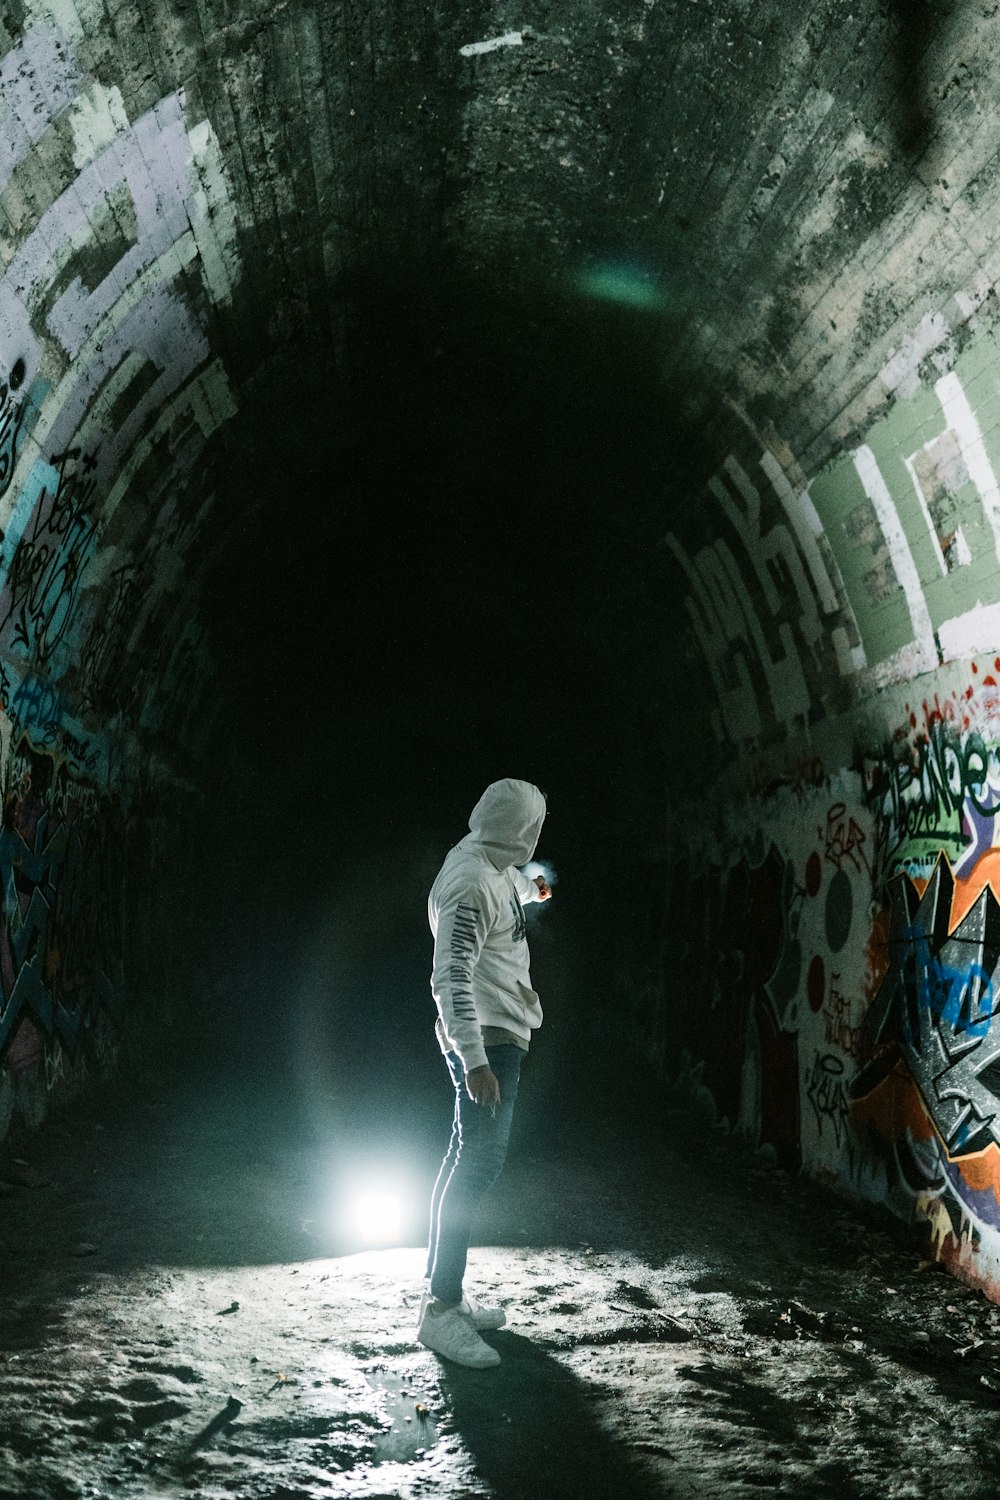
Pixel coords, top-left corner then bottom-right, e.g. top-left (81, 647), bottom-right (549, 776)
top-left (857, 862), bottom-right (1000, 1158)
top-left (10, 674), bottom-right (64, 730)
top-left (899, 926), bottom-right (997, 1043)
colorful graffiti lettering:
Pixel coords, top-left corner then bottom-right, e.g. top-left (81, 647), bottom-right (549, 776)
top-left (864, 722), bottom-right (1000, 879)
top-left (0, 449), bottom-right (99, 670)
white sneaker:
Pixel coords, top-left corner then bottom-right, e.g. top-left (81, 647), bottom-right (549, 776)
top-left (459, 1293), bottom-right (506, 1330)
top-left (418, 1301), bottom-right (501, 1368)
top-left (418, 1289), bottom-right (507, 1331)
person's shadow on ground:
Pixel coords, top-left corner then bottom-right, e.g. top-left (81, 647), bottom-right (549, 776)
top-left (438, 1329), bottom-right (676, 1500)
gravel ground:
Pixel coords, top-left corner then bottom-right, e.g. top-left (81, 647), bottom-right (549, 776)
top-left (2, 1053), bottom-right (1000, 1500)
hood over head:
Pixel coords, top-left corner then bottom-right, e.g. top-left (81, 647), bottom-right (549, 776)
top-left (466, 778), bottom-right (546, 870)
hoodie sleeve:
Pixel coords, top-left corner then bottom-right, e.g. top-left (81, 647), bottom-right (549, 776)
top-left (512, 866), bottom-right (543, 904)
top-left (430, 873), bottom-right (494, 1073)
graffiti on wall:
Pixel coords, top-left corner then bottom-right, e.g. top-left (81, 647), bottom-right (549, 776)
top-left (856, 860), bottom-right (1000, 1157)
top-left (0, 448), bottom-right (99, 673)
top-left (806, 1052), bottom-right (851, 1149)
top-left (651, 245), bottom-right (1000, 1294)
top-left (0, 717), bottom-right (130, 1140)
top-left (0, 19), bottom-right (242, 1137)
top-left (845, 732), bottom-right (1000, 1275)
top-left (662, 685), bottom-right (1000, 1291)
top-left (671, 843), bottom-right (805, 1170)
top-left (667, 788), bottom-right (886, 1168)
top-left (0, 361), bottom-right (28, 502)
top-left (0, 732), bottom-right (124, 1057)
top-left (864, 716), bottom-right (1000, 884)
top-left (669, 329), bottom-right (1000, 753)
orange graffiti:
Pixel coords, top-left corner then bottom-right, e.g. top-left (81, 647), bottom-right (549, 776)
top-left (950, 847), bottom-right (1000, 929)
top-left (853, 1060), bottom-right (1000, 1207)
top-left (852, 1060), bottom-right (932, 1145)
top-left (903, 848), bottom-right (1000, 933)
top-left (950, 1139), bottom-right (1000, 1197)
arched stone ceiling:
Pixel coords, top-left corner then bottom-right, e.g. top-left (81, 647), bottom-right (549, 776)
top-left (4, 0), bottom-right (995, 766)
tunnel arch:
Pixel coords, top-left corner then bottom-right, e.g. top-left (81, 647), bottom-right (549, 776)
top-left (4, 0), bottom-right (1000, 1295)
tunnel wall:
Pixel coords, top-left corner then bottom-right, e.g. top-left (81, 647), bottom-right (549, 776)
top-left (0, 18), bottom-right (240, 1142)
top-left (649, 313), bottom-right (1000, 1297)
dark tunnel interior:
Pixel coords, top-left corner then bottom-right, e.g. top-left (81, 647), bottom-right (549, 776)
top-left (184, 268), bottom-right (680, 1133)
top-left (12, 3), bottom-right (1000, 1492)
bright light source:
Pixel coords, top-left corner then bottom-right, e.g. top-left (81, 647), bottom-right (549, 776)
top-left (351, 1189), bottom-right (403, 1245)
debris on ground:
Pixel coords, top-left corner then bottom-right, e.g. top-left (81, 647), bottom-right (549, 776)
top-left (2, 1076), bottom-right (1000, 1499)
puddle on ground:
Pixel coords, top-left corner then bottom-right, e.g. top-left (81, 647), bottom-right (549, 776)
top-left (367, 1367), bottom-right (439, 1463)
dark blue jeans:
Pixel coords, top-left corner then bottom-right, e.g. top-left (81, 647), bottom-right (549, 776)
top-left (425, 1044), bottom-right (523, 1305)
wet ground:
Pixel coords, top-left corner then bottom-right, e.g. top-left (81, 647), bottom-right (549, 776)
top-left (3, 1046), bottom-right (1000, 1500)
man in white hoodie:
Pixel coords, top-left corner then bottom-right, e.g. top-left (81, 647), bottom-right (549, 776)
top-left (418, 778), bottom-right (551, 1369)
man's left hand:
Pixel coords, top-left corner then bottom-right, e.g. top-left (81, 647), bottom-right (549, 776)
top-left (466, 1065), bottom-right (501, 1107)
top-left (534, 875), bottom-right (552, 901)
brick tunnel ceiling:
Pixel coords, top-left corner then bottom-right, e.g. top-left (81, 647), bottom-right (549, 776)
top-left (0, 0), bottom-right (991, 830)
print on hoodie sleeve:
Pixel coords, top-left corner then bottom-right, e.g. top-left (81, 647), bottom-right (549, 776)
top-left (431, 885), bottom-right (493, 1071)
top-left (449, 903), bottom-right (483, 1017)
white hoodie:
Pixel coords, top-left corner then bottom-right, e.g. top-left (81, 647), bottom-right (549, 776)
top-left (428, 778), bottom-right (547, 1073)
